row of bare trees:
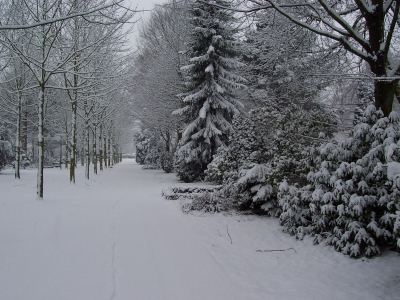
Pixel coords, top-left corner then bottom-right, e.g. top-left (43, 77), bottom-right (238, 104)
top-left (0, 0), bottom-right (136, 198)
top-left (129, 1), bottom-right (193, 155)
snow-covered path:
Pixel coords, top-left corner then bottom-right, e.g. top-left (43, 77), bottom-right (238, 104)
top-left (1, 159), bottom-right (400, 300)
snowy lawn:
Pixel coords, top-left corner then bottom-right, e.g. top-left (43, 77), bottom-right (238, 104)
top-left (1, 159), bottom-right (399, 300)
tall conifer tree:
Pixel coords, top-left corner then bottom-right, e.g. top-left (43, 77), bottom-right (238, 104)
top-left (174, 0), bottom-right (246, 182)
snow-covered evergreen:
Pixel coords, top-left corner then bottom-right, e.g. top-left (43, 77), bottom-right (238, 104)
top-left (243, 10), bottom-right (333, 108)
top-left (207, 104), bottom-right (337, 215)
top-left (280, 105), bottom-right (400, 257)
top-left (174, 0), bottom-right (246, 182)
top-left (134, 129), bottom-right (174, 173)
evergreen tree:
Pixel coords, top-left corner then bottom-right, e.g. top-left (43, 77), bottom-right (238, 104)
top-left (243, 9), bottom-right (334, 109)
top-left (174, 0), bottom-right (246, 182)
top-left (135, 130), bottom-right (152, 165)
top-left (207, 104), bottom-right (337, 215)
top-left (280, 105), bottom-right (400, 257)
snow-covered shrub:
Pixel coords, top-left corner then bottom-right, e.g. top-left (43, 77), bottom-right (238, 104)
top-left (268, 108), bottom-right (328, 183)
top-left (160, 151), bottom-right (174, 173)
top-left (205, 110), bottom-right (273, 211)
top-left (43, 155), bottom-right (58, 168)
top-left (304, 105), bottom-right (400, 257)
top-left (233, 163), bottom-right (277, 214)
top-left (0, 126), bottom-right (14, 170)
top-left (162, 185), bottom-right (228, 213)
top-left (204, 147), bottom-right (231, 184)
top-left (205, 113), bottom-right (264, 185)
top-left (189, 192), bottom-right (231, 213)
top-left (143, 135), bottom-right (163, 169)
top-left (135, 130), bottom-right (174, 171)
top-left (162, 185), bottom-right (221, 200)
top-left (209, 105), bottom-right (337, 216)
top-left (278, 181), bottom-right (313, 239)
top-left (135, 130), bottom-right (152, 165)
top-left (21, 151), bottom-right (31, 169)
top-left (174, 157), bottom-right (207, 183)
top-left (0, 140), bottom-right (13, 170)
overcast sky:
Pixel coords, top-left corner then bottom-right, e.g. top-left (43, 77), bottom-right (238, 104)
top-left (128, 0), bottom-right (166, 11)
top-left (125, 0), bottom-right (167, 48)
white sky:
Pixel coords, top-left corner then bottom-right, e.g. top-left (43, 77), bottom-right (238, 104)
top-left (125, 0), bottom-right (167, 48)
top-left (127, 0), bottom-right (166, 11)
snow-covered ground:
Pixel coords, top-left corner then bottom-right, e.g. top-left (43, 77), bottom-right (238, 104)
top-left (1, 159), bottom-right (399, 300)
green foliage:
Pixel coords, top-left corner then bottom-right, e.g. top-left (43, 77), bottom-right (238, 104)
top-left (280, 105), bottom-right (400, 257)
top-left (160, 152), bottom-right (174, 173)
top-left (174, 155), bottom-right (208, 183)
top-left (135, 130), bottom-right (153, 165)
top-left (135, 130), bottom-right (173, 172)
top-left (174, 0), bottom-right (246, 182)
top-left (243, 10), bottom-right (333, 108)
top-left (207, 104), bottom-right (337, 215)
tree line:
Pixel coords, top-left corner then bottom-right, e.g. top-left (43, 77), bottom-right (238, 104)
top-left (133, 0), bottom-right (400, 257)
top-left (0, 0), bottom-right (136, 198)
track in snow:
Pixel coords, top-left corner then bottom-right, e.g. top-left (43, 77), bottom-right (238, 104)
top-left (0, 159), bottom-right (399, 300)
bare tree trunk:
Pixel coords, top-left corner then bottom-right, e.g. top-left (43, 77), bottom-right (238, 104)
top-left (99, 123), bottom-right (103, 171)
top-left (36, 14), bottom-right (46, 199)
top-left (80, 123), bottom-right (85, 167)
top-left (108, 134), bottom-right (111, 167)
top-left (69, 96), bottom-right (77, 182)
top-left (104, 135), bottom-right (108, 168)
top-left (37, 86), bottom-right (45, 198)
top-left (64, 115), bottom-right (69, 169)
top-left (22, 110), bottom-right (28, 154)
top-left (81, 146), bottom-right (85, 167)
top-left (93, 125), bottom-right (97, 175)
top-left (15, 92), bottom-right (22, 179)
top-left (85, 124), bottom-right (90, 179)
top-left (31, 136), bottom-right (35, 162)
top-left (59, 139), bottom-right (62, 170)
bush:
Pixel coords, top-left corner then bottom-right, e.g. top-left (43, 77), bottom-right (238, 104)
top-left (0, 140), bottom-right (13, 170)
top-left (280, 105), bottom-right (400, 257)
top-left (174, 156), bottom-right (207, 183)
top-left (161, 152), bottom-right (174, 173)
top-left (0, 126), bottom-right (14, 170)
top-left (135, 130), bottom-right (152, 165)
top-left (135, 130), bottom-right (174, 172)
top-left (207, 104), bottom-right (337, 215)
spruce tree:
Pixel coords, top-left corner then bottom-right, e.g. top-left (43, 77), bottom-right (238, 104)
top-left (174, 0), bottom-right (246, 182)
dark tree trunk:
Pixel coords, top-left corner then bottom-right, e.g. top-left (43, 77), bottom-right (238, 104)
top-left (70, 98), bottom-right (77, 182)
top-left (93, 126), bottom-right (97, 175)
top-left (104, 136), bottom-right (108, 169)
top-left (374, 80), bottom-right (398, 116)
top-left (99, 123), bottom-right (103, 171)
top-left (15, 92), bottom-right (22, 179)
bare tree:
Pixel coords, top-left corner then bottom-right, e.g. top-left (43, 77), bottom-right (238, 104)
top-left (208, 0), bottom-right (400, 116)
top-left (131, 1), bottom-right (190, 152)
top-left (0, 0), bottom-right (135, 198)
